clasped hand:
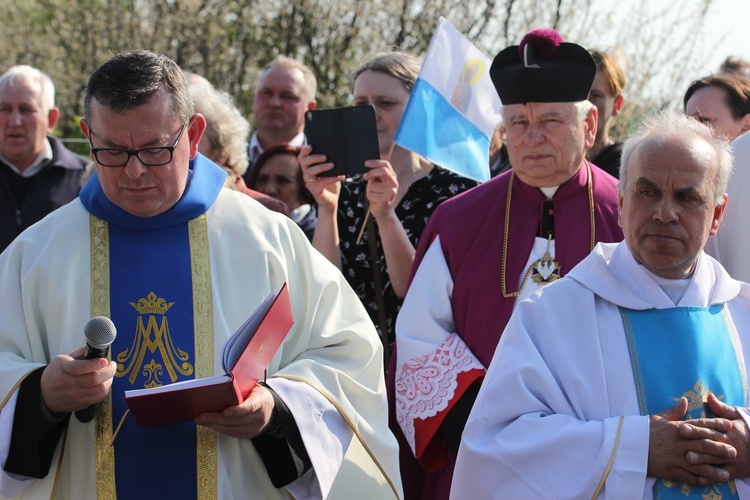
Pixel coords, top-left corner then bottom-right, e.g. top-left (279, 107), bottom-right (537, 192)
top-left (648, 393), bottom-right (750, 485)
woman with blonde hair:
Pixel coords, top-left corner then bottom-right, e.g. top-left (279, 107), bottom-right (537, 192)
top-left (299, 52), bottom-right (477, 357)
top-left (586, 49), bottom-right (626, 178)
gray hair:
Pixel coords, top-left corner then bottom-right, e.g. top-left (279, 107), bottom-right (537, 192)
top-left (83, 50), bottom-right (194, 124)
top-left (0, 65), bottom-right (55, 113)
top-left (574, 100), bottom-right (596, 121)
top-left (188, 75), bottom-right (250, 176)
top-left (619, 109), bottom-right (733, 205)
top-left (258, 55), bottom-right (317, 101)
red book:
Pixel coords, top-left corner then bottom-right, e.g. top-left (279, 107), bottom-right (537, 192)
top-left (124, 283), bottom-right (294, 427)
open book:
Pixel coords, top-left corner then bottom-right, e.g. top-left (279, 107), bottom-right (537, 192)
top-left (124, 283), bottom-right (294, 427)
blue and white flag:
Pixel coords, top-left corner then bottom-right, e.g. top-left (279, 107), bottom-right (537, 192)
top-left (394, 17), bottom-right (502, 182)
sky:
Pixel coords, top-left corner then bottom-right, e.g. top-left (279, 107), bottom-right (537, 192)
top-left (584, 0), bottom-right (750, 104)
top-left (701, 0), bottom-right (750, 75)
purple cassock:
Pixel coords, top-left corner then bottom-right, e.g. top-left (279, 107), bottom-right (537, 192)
top-left (386, 162), bottom-right (624, 500)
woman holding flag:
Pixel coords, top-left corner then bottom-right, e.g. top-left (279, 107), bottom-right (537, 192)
top-left (299, 51), bottom-right (478, 363)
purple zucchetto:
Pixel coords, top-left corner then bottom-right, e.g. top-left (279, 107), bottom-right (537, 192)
top-left (490, 28), bottom-right (596, 105)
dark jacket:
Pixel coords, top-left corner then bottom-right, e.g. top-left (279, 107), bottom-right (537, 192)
top-left (0, 136), bottom-right (86, 252)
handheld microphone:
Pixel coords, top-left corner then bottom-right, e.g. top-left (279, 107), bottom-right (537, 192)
top-left (75, 316), bottom-right (117, 423)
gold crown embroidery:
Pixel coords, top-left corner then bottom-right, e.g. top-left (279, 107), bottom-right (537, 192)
top-left (672, 380), bottom-right (725, 417)
top-left (130, 291), bottom-right (175, 315)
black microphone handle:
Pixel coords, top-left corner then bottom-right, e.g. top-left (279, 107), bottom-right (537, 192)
top-left (83, 344), bottom-right (110, 359)
top-left (74, 345), bottom-right (110, 423)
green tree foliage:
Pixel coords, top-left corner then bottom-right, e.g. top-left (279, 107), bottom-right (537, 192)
top-left (0, 0), bottom-right (718, 147)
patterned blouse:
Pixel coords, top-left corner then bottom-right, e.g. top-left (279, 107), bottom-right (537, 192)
top-left (338, 166), bottom-right (478, 348)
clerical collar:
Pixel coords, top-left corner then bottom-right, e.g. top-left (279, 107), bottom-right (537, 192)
top-left (539, 186), bottom-right (559, 199)
top-left (79, 154), bottom-right (227, 231)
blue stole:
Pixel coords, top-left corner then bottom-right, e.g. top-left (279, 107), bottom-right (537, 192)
top-left (621, 305), bottom-right (746, 499)
top-left (81, 156), bottom-right (226, 499)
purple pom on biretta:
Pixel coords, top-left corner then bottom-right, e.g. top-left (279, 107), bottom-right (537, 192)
top-left (519, 29), bottom-right (564, 59)
top-left (490, 27), bottom-right (596, 104)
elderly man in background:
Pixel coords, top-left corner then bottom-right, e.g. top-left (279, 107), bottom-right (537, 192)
top-left (244, 55), bottom-right (317, 181)
top-left (389, 29), bottom-right (623, 499)
top-left (0, 65), bottom-right (86, 252)
top-left (452, 110), bottom-right (750, 498)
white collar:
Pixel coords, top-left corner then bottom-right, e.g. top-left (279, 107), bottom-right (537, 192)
top-left (0, 138), bottom-right (53, 177)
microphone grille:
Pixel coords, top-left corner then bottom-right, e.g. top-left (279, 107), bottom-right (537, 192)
top-left (84, 316), bottom-right (117, 349)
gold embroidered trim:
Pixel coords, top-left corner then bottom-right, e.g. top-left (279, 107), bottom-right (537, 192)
top-left (189, 214), bottom-right (218, 500)
top-left (592, 415), bottom-right (624, 499)
top-left (91, 215), bottom-right (116, 500)
top-left (91, 215), bottom-right (215, 498)
top-left (272, 374), bottom-right (401, 499)
top-left (620, 308), bottom-right (650, 414)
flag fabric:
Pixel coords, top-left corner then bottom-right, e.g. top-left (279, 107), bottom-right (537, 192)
top-left (394, 17), bottom-right (502, 182)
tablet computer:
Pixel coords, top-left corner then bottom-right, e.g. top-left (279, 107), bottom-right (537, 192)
top-left (304, 104), bottom-right (380, 177)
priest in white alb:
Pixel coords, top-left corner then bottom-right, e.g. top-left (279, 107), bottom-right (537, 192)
top-left (451, 110), bottom-right (750, 499)
top-left (0, 50), bottom-right (401, 500)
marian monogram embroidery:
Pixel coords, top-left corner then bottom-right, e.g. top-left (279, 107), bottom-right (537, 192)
top-left (115, 292), bottom-right (194, 388)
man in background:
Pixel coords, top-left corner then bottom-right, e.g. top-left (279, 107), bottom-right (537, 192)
top-left (389, 29), bottom-right (623, 499)
top-left (0, 65), bottom-right (86, 252)
top-left (244, 56), bottom-right (317, 182)
top-left (719, 56), bottom-right (750, 79)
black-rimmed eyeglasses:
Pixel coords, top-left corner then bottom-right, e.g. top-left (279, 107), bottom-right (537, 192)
top-left (88, 122), bottom-right (188, 167)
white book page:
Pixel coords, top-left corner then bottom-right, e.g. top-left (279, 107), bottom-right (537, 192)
top-left (222, 287), bottom-right (281, 371)
top-left (125, 374), bottom-right (229, 397)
